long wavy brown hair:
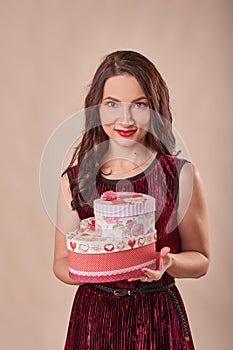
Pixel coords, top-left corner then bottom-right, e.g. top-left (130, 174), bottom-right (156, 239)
top-left (64, 50), bottom-right (176, 210)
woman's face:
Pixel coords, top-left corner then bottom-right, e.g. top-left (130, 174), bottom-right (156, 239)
top-left (99, 75), bottom-right (150, 147)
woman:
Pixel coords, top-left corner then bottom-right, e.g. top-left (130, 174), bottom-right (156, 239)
top-left (54, 50), bottom-right (210, 349)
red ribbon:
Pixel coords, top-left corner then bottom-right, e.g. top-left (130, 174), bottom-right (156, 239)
top-left (101, 191), bottom-right (142, 204)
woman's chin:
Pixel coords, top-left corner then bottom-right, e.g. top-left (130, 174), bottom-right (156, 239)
top-left (110, 137), bottom-right (144, 149)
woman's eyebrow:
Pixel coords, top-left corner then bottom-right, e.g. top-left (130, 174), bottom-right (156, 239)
top-left (103, 96), bottom-right (147, 102)
top-left (131, 96), bottom-right (148, 103)
top-left (103, 96), bottom-right (120, 102)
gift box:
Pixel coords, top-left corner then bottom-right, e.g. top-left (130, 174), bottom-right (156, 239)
top-left (66, 192), bottom-right (157, 283)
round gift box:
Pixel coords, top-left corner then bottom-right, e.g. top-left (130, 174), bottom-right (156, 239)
top-left (67, 227), bottom-right (157, 283)
top-left (67, 192), bottom-right (157, 283)
top-left (94, 191), bottom-right (155, 218)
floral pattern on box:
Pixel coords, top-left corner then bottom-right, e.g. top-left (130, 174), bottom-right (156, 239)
top-left (67, 217), bottom-right (157, 254)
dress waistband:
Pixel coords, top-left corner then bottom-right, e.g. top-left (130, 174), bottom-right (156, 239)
top-left (91, 281), bottom-right (190, 341)
top-left (92, 281), bottom-right (175, 296)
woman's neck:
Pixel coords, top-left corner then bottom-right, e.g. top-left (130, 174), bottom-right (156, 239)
top-left (101, 141), bottom-right (156, 179)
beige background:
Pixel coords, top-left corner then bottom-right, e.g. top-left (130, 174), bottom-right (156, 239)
top-left (1, 0), bottom-right (232, 349)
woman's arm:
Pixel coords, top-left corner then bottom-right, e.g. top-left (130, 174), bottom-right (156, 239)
top-left (129, 162), bottom-right (210, 282)
top-left (166, 162), bottom-right (210, 278)
top-left (53, 173), bottom-right (83, 285)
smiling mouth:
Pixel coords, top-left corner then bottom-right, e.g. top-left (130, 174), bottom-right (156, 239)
top-left (115, 129), bottom-right (137, 137)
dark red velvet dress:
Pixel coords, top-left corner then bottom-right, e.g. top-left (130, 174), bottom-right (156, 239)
top-left (64, 154), bottom-right (195, 349)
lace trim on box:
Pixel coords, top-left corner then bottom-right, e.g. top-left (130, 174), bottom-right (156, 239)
top-left (69, 259), bottom-right (156, 277)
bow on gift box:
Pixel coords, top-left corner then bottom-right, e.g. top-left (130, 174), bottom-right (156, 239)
top-left (101, 191), bottom-right (119, 201)
top-left (101, 191), bottom-right (143, 204)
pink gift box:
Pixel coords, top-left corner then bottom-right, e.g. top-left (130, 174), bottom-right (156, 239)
top-left (66, 192), bottom-right (157, 283)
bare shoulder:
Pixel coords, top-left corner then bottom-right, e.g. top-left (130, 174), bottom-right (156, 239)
top-left (179, 161), bottom-right (207, 207)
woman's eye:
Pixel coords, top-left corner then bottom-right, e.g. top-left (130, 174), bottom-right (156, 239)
top-left (106, 101), bottom-right (118, 108)
top-left (134, 102), bottom-right (147, 109)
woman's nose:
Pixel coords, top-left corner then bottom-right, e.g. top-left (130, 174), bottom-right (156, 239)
top-left (120, 103), bottom-right (134, 125)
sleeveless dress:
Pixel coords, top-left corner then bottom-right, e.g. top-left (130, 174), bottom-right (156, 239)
top-left (64, 154), bottom-right (195, 350)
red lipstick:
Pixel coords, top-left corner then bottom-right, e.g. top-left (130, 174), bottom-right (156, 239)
top-left (115, 129), bottom-right (136, 137)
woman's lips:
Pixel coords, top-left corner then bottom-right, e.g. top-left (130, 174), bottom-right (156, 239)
top-left (115, 129), bottom-right (136, 137)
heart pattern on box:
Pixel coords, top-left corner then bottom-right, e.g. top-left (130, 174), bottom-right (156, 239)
top-left (70, 242), bottom-right (76, 251)
top-left (138, 237), bottom-right (145, 246)
top-left (128, 239), bottom-right (136, 249)
top-left (104, 244), bottom-right (114, 252)
top-left (79, 244), bottom-right (89, 252)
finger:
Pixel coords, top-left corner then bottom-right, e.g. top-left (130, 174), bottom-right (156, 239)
top-left (142, 268), bottom-right (161, 281)
top-left (128, 274), bottom-right (148, 282)
top-left (160, 246), bottom-right (171, 257)
top-left (144, 275), bottom-right (148, 282)
top-left (142, 268), bottom-right (157, 280)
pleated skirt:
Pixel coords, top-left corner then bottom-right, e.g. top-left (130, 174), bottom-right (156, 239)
top-left (64, 282), bottom-right (195, 350)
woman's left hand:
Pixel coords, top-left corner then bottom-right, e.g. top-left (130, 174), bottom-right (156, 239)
top-left (128, 247), bottom-right (172, 283)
